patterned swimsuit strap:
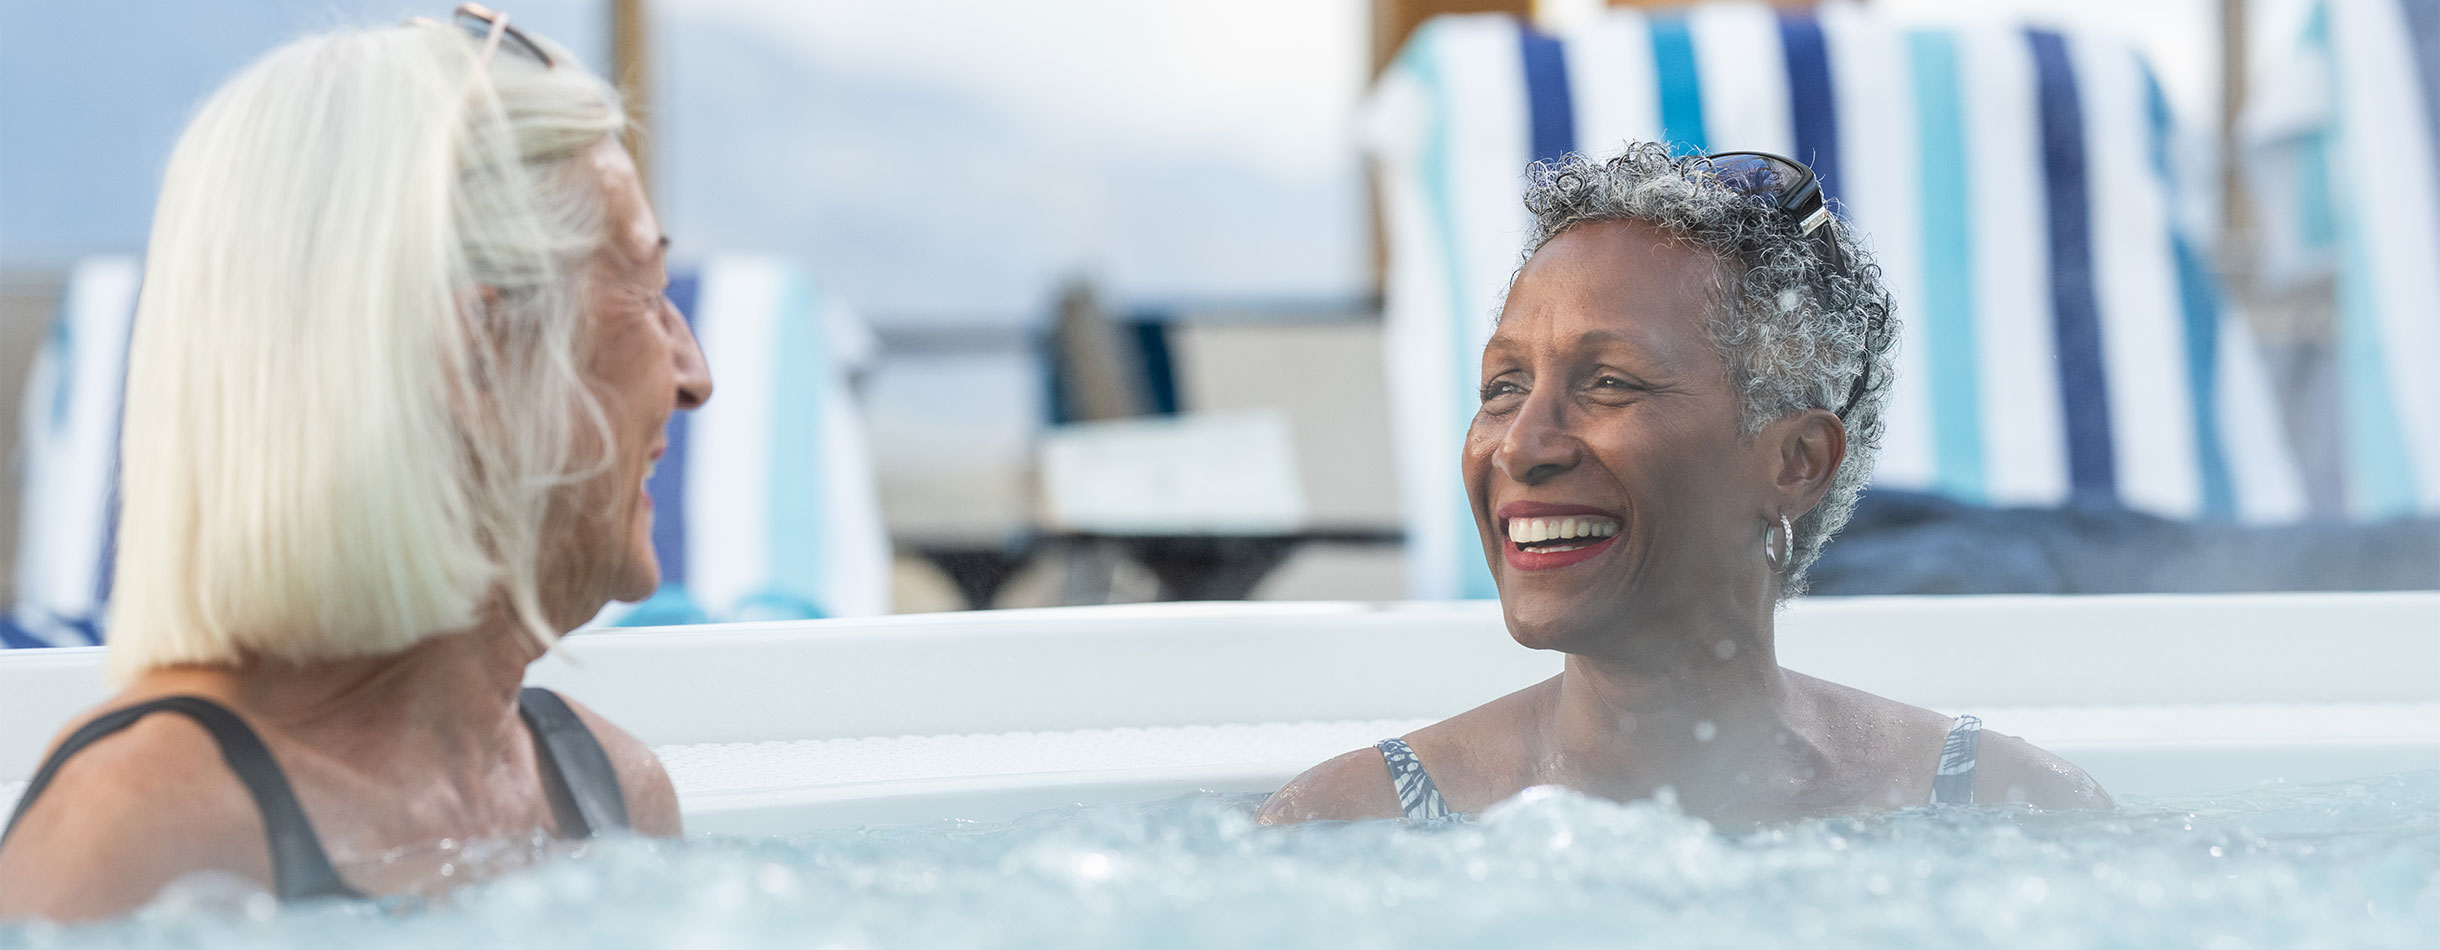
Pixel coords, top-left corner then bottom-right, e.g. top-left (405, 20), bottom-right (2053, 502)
top-left (1374, 737), bottom-right (1451, 820)
top-left (1930, 714), bottom-right (1984, 805)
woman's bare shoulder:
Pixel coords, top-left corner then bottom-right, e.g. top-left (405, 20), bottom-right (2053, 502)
top-left (555, 694), bottom-right (682, 836)
top-left (1783, 672), bottom-right (2108, 810)
top-left (1256, 746), bottom-right (1405, 825)
top-left (0, 708), bottom-right (267, 921)
top-left (1258, 679), bottom-right (1552, 825)
top-left (1971, 728), bottom-right (2114, 810)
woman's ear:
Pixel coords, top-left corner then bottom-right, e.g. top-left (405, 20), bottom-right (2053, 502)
top-left (1769, 409), bottom-right (1847, 517)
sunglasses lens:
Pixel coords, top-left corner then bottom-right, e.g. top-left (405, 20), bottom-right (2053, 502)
top-left (452, 9), bottom-right (549, 66)
top-left (1708, 154), bottom-right (1805, 204)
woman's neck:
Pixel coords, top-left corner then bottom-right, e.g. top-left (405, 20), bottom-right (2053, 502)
top-left (1531, 603), bottom-right (1816, 806)
top-left (137, 617), bottom-right (544, 783)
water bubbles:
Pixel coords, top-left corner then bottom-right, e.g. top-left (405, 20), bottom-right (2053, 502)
top-left (52, 777), bottom-right (2440, 948)
top-left (1693, 720), bottom-right (1718, 743)
top-left (755, 862), bottom-right (798, 898)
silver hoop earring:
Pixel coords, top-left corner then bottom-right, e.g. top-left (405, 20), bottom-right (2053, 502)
top-left (1763, 514), bottom-right (1793, 571)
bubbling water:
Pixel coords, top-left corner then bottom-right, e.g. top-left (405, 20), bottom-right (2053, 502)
top-left (10, 772), bottom-right (2438, 949)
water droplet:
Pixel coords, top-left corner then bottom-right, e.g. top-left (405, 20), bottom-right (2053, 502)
top-left (1693, 720), bottom-right (1718, 742)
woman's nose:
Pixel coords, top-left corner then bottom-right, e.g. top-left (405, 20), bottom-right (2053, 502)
top-left (1493, 390), bottom-right (1580, 485)
top-left (666, 297), bottom-right (713, 411)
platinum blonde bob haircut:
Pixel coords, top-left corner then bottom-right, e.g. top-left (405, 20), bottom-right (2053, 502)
top-left (107, 21), bottom-right (626, 681)
top-left (1513, 142), bottom-right (1898, 598)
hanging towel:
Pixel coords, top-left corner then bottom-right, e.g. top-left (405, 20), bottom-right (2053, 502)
top-left (5, 258), bottom-right (139, 648)
top-left (2246, 0), bottom-right (2440, 521)
top-left (605, 257), bottom-right (893, 626)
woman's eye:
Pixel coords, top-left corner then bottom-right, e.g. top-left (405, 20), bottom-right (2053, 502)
top-left (1478, 380), bottom-right (1524, 404)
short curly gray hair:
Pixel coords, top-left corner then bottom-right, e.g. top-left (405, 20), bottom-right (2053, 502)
top-left (1510, 141), bottom-right (1897, 598)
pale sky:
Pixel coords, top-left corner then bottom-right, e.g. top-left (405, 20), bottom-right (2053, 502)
top-left (1, 0), bottom-right (2264, 322)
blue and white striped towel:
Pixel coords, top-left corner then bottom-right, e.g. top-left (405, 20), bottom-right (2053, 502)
top-left (5, 258), bottom-right (139, 648)
top-left (603, 257), bottom-right (893, 625)
top-left (5, 256), bottom-right (891, 649)
top-left (1366, 4), bottom-right (2309, 600)
top-left (2246, 0), bottom-right (2440, 521)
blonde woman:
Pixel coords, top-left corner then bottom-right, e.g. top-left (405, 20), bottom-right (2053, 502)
top-left (0, 6), bottom-right (710, 920)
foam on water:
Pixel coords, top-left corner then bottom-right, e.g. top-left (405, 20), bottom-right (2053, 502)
top-left (9, 771), bottom-right (2438, 949)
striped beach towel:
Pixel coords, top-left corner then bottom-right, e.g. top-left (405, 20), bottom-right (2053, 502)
top-left (1366, 4), bottom-right (2309, 600)
top-left (2245, 0), bottom-right (2440, 521)
top-left (603, 258), bottom-right (893, 625)
top-left (5, 256), bottom-right (890, 648)
top-left (4, 258), bottom-right (138, 648)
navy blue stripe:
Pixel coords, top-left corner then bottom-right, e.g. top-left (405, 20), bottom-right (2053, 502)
top-left (0, 615), bottom-right (50, 649)
top-left (1778, 14), bottom-right (1841, 203)
top-left (1129, 320), bottom-right (1180, 416)
top-left (2028, 30), bottom-right (2118, 505)
top-left (1517, 24), bottom-right (1576, 164)
top-left (647, 271), bottom-right (699, 587)
top-left (2402, 0), bottom-right (2440, 232)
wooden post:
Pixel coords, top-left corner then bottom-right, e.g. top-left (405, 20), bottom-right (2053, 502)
top-left (612, 0), bottom-right (652, 196)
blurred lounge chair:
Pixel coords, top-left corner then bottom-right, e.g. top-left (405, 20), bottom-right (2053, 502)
top-left (4, 256), bottom-right (890, 649)
top-left (1366, 2), bottom-right (2314, 599)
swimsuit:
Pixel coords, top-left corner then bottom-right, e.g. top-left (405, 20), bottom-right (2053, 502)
top-left (0, 687), bottom-right (630, 901)
top-left (1374, 713), bottom-right (1987, 820)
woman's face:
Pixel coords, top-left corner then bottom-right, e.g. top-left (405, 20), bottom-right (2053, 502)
top-left (547, 141), bottom-right (712, 621)
top-left (1465, 219), bottom-right (1780, 654)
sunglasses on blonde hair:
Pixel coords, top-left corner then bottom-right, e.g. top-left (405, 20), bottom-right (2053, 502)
top-left (408, 2), bottom-right (555, 71)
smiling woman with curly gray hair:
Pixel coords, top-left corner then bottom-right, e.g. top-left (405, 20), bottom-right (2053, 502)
top-left (1263, 142), bottom-right (2105, 827)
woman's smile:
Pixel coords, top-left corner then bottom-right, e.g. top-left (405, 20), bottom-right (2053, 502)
top-left (1497, 501), bottom-right (1624, 571)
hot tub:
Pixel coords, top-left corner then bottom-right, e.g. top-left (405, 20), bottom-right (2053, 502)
top-left (9, 593), bottom-right (2431, 832)
top-left (4, 593), bottom-right (2436, 946)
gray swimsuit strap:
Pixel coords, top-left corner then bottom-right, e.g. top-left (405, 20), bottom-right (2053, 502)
top-left (1930, 714), bottom-right (1984, 805)
top-left (1374, 738), bottom-right (1450, 820)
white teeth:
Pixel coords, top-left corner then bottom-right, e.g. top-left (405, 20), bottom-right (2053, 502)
top-left (1508, 516), bottom-right (1622, 546)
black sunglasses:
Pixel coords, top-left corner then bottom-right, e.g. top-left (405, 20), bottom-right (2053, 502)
top-left (409, 3), bottom-right (555, 71)
top-left (1699, 150), bottom-right (1878, 420)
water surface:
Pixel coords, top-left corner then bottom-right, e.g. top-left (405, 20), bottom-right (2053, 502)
top-left (9, 771), bottom-right (2437, 949)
